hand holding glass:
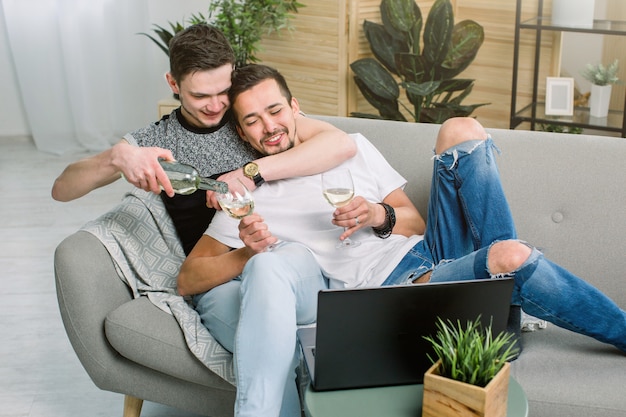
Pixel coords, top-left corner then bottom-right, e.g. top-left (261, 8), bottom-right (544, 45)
top-left (321, 169), bottom-right (361, 248)
top-left (216, 179), bottom-right (255, 219)
top-left (217, 180), bottom-right (280, 251)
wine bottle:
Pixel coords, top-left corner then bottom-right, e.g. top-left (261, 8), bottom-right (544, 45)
top-left (159, 160), bottom-right (228, 195)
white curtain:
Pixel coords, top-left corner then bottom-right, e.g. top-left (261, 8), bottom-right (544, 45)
top-left (1, 0), bottom-right (168, 154)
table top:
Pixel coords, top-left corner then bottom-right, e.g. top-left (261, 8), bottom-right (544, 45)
top-left (304, 377), bottom-right (528, 417)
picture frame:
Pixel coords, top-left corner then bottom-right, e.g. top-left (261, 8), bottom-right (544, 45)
top-left (545, 77), bottom-right (574, 116)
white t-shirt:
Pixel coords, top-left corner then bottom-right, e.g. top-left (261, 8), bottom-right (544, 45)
top-left (206, 133), bottom-right (423, 288)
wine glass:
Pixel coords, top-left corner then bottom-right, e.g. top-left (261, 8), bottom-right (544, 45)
top-left (321, 169), bottom-right (361, 248)
top-left (216, 179), bottom-right (255, 219)
top-left (216, 180), bottom-right (282, 251)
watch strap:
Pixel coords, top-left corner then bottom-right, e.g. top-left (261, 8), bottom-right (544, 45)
top-left (251, 172), bottom-right (265, 187)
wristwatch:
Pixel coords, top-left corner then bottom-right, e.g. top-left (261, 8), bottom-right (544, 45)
top-left (243, 162), bottom-right (265, 187)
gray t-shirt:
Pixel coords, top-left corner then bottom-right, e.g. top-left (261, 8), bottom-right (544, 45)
top-left (124, 108), bottom-right (260, 254)
top-left (124, 108), bottom-right (259, 177)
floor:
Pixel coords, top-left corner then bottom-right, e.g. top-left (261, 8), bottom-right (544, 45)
top-left (0, 136), bottom-right (204, 417)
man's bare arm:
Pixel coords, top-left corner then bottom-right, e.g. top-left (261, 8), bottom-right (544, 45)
top-left (258, 115), bottom-right (357, 180)
top-left (177, 235), bottom-right (252, 296)
top-left (209, 116), bottom-right (356, 209)
top-left (216, 116), bottom-right (356, 190)
top-left (51, 140), bottom-right (175, 201)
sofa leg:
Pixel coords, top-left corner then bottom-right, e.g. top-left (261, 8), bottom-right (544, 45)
top-left (123, 395), bottom-right (144, 417)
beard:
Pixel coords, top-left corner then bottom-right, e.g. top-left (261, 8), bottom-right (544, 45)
top-left (261, 127), bottom-right (296, 155)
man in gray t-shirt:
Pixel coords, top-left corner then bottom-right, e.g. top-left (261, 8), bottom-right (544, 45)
top-left (52, 24), bottom-right (356, 253)
top-left (125, 107), bottom-right (259, 253)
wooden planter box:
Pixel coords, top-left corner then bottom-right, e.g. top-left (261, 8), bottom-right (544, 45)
top-left (422, 360), bottom-right (510, 417)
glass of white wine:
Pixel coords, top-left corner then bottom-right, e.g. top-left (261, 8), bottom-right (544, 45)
top-left (216, 180), bottom-right (281, 251)
top-left (216, 179), bottom-right (255, 219)
top-left (322, 169), bottom-right (361, 248)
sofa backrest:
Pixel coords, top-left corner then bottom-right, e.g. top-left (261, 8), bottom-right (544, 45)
top-left (316, 115), bottom-right (626, 305)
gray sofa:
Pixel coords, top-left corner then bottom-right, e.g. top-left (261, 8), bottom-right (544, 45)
top-left (55, 115), bottom-right (626, 417)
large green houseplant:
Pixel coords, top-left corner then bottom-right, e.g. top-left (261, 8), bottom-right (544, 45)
top-left (350, 0), bottom-right (487, 123)
top-left (140, 0), bottom-right (303, 68)
top-left (421, 317), bottom-right (518, 417)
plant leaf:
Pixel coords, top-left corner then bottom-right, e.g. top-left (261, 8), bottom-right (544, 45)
top-left (380, 0), bottom-right (406, 41)
top-left (351, 58), bottom-right (400, 101)
top-left (410, 14), bottom-right (423, 55)
top-left (364, 20), bottom-right (400, 75)
top-left (349, 112), bottom-right (387, 120)
top-left (403, 80), bottom-right (441, 96)
top-left (423, 0), bottom-right (453, 65)
top-left (353, 77), bottom-right (407, 121)
top-left (395, 53), bottom-right (427, 83)
top-left (137, 31), bottom-right (170, 56)
top-left (440, 20), bottom-right (484, 79)
top-left (383, 0), bottom-right (419, 33)
top-left (436, 78), bottom-right (474, 94)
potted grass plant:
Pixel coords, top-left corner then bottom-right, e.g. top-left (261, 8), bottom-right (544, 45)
top-left (422, 317), bottom-right (519, 417)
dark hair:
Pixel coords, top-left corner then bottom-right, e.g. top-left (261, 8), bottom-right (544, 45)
top-left (229, 64), bottom-right (293, 121)
top-left (168, 24), bottom-right (235, 82)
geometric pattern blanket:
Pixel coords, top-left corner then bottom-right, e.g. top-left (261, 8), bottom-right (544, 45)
top-left (81, 188), bottom-right (236, 385)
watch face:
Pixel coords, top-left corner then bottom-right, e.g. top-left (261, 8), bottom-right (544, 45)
top-left (244, 163), bottom-right (258, 177)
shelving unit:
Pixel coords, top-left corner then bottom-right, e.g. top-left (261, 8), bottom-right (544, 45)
top-left (510, 0), bottom-right (626, 137)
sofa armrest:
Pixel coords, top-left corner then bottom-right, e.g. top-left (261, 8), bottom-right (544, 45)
top-left (54, 230), bottom-right (133, 387)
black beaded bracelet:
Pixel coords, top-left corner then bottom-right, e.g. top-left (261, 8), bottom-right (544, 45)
top-left (372, 202), bottom-right (396, 239)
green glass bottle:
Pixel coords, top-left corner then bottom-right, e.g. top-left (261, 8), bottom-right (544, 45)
top-left (158, 160), bottom-right (228, 195)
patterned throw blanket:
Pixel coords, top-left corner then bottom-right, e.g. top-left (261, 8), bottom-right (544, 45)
top-left (81, 188), bottom-right (236, 385)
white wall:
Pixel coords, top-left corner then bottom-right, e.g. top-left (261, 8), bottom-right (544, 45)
top-left (0, 4), bottom-right (29, 137)
top-left (149, 0), bottom-right (209, 26)
top-left (0, 0), bottom-right (208, 139)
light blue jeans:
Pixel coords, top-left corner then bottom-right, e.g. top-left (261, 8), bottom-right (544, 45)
top-left (194, 138), bottom-right (626, 417)
top-left (193, 242), bottom-right (327, 417)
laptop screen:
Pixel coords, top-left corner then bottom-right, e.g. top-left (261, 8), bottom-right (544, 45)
top-left (300, 278), bottom-right (514, 391)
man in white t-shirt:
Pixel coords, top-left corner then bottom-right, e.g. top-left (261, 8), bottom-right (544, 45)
top-left (177, 65), bottom-right (626, 417)
top-left (206, 131), bottom-right (422, 289)
top-left (177, 64), bottom-right (424, 417)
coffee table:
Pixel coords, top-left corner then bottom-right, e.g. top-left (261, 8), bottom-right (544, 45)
top-left (304, 377), bottom-right (528, 417)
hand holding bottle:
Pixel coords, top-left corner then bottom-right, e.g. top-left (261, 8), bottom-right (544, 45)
top-left (112, 142), bottom-right (176, 196)
top-left (159, 160), bottom-right (228, 195)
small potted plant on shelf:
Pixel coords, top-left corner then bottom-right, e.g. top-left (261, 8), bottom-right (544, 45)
top-left (422, 317), bottom-right (519, 417)
top-left (581, 59), bottom-right (621, 118)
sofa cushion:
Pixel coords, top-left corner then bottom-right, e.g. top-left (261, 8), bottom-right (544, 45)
top-left (105, 297), bottom-right (235, 391)
top-left (512, 326), bottom-right (626, 417)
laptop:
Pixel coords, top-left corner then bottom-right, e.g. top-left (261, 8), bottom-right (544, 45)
top-left (297, 278), bottom-right (514, 391)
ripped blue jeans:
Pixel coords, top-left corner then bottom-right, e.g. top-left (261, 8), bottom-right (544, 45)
top-left (383, 138), bottom-right (626, 352)
top-left (383, 137), bottom-right (517, 286)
